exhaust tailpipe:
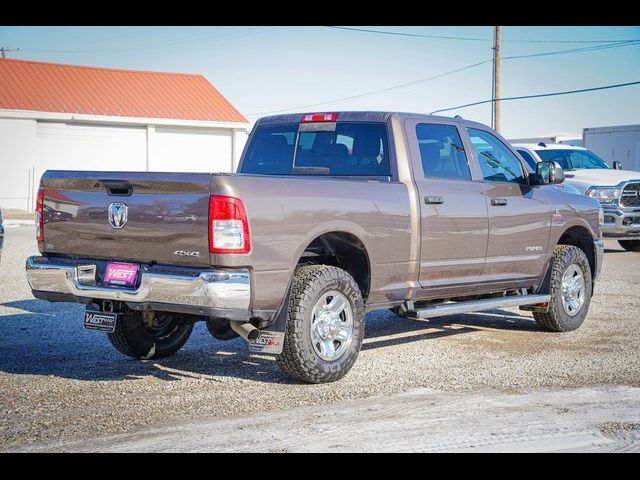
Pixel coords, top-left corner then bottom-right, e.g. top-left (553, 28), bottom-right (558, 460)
top-left (229, 321), bottom-right (261, 342)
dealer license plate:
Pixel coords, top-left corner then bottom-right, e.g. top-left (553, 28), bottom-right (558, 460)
top-left (84, 311), bottom-right (118, 333)
top-left (104, 262), bottom-right (139, 287)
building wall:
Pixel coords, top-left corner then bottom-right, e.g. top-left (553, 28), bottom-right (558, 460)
top-left (36, 122), bottom-right (148, 183)
top-left (0, 118), bottom-right (37, 211)
top-left (232, 129), bottom-right (249, 171)
top-left (150, 126), bottom-right (233, 173)
top-left (0, 116), bottom-right (247, 212)
top-left (583, 126), bottom-right (640, 172)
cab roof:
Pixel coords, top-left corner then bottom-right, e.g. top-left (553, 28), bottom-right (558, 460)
top-left (256, 111), bottom-right (487, 128)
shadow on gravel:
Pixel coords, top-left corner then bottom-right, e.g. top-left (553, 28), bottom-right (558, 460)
top-left (363, 308), bottom-right (539, 350)
top-left (0, 299), bottom-right (540, 384)
top-left (2, 299), bottom-right (57, 313)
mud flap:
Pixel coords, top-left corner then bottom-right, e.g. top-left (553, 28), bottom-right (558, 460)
top-left (519, 261), bottom-right (552, 313)
top-left (248, 290), bottom-right (290, 355)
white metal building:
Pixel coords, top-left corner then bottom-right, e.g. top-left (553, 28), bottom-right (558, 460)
top-left (583, 124), bottom-right (640, 171)
top-left (0, 58), bottom-right (249, 212)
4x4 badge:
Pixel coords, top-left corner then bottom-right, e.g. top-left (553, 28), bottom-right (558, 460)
top-left (108, 203), bottom-right (128, 229)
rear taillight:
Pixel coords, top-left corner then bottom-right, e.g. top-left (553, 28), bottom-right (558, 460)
top-left (35, 188), bottom-right (44, 241)
top-left (35, 188), bottom-right (44, 242)
top-left (208, 195), bottom-right (250, 254)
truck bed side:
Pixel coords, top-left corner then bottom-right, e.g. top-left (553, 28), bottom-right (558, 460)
top-left (209, 174), bottom-right (412, 313)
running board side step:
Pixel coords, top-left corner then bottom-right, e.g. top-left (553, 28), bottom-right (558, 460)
top-left (405, 294), bottom-right (551, 320)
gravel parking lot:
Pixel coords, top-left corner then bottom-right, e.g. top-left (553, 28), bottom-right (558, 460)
top-left (1, 225), bottom-right (639, 451)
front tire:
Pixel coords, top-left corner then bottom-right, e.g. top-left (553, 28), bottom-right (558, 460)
top-left (533, 245), bottom-right (592, 332)
top-left (107, 311), bottom-right (194, 359)
top-left (619, 240), bottom-right (640, 252)
top-left (276, 265), bottom-right (365, 384)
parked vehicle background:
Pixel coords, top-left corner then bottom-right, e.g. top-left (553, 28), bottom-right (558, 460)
top-left (509, 134), bottom-right (582, 147)
top-left (513, 142), bottom-right (640, 251)
top-left (583, 124), bottom-right (640, 172)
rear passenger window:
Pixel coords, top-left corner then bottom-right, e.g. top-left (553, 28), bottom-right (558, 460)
top-left (242, 124), bottom-right (297, 175)
top-left (294, 123), bottom-right (390, 176)
top-left (241, 122), bottom-right (391, 177)
top-left (416, 124), bottom-right (471, 181)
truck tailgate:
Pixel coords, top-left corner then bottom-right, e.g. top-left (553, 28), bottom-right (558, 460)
top-left (40, 171), bottom-right (212, 267)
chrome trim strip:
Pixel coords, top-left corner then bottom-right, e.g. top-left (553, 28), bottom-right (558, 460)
top-left (26, 256), bottom-right (250, 310)
top-left (421, 254), bottom-right (542, 269)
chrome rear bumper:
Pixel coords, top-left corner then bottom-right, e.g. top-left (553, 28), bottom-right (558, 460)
top-left (26, 256), bottom-right (251, 318)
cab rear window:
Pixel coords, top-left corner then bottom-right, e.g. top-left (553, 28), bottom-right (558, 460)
top-left (241, 123), bottom-right (391, 177)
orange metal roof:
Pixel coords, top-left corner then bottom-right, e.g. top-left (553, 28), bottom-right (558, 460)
top-left (0, 58), bottom-right (248, 123)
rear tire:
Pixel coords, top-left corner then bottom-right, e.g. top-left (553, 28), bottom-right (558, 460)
top-left (619, 240), bottom-right (640, 252)
top-left (533, 245), bottom-right (592, 332)
top-left (276, 265), bottom-right (365, 384)
top-left (107, 311), bottom-right (193, 359)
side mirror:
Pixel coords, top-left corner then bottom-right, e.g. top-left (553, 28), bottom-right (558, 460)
top-left (535, 161), bottom-right (565, 185)
top-left (613, 161), bottom-right (623, 170)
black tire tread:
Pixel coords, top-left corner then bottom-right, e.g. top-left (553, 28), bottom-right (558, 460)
top-left (276, 264), bottom-right (364, 384)
top-left (107, 313), bottom-right (193, 360)
top-left (107, 322), bottom-right (140, 358)
top-left (533, 244), bottom-right (592, 332)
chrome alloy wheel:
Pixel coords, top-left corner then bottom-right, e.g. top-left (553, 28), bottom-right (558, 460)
top-left (310, 290), bottom-right (354, 361)
top-left (561, 264), bottom-right (586, 317)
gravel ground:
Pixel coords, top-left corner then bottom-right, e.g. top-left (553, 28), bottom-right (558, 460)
top-left (21, 386), bottom-right (640, 452)
top-left (1, 226), bottom-right (639, 450)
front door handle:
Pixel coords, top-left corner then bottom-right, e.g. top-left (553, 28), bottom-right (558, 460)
top-left (491, 198), bottom-right (508, 206)
top-left (424, 196), bottom-right (444, 205)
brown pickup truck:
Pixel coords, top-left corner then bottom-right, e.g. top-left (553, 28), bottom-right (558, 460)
top-left (26, 111), bottom-right (605, 383)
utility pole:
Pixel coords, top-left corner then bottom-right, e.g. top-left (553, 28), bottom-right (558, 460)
top-left (0, 47), bottom-right (19, 58)
top-left (491, 26), bottom-right (501, 133)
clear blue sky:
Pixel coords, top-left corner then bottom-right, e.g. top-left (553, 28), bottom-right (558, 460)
top-left (1, 26), bottom-right (639, 138)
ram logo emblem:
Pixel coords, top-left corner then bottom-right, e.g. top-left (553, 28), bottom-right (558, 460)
top-left (108, 203), bottom-right (128, 229)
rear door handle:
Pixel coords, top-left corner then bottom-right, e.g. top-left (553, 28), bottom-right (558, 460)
top-left (424, 196), bottom-right (444, 205)
top-left (491, 198), bottom-right (508, 206)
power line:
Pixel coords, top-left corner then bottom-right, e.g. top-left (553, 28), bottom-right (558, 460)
top-left (429, 80), bottom-right (640, 115)
top-left (247, 40), bottom-right (640, 116)
top-left (325, 26), bottom-right (489, 41)
top-left (247, 60), bottom-right (490, 116)
top-left (503, 40), bottom-right (640, 60)
top-left (18, 28), bottom-right (253, 54)
top-left (325, 26), bottom-right (640, 44)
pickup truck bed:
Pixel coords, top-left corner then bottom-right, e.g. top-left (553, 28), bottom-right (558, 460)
top-left (27, 111), bottom-right (604, 383)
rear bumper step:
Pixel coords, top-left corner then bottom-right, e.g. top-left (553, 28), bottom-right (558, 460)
top-left (26, 256), bottom-right (251, 318)
top-left (405, 294), bottom-right (551, 320)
